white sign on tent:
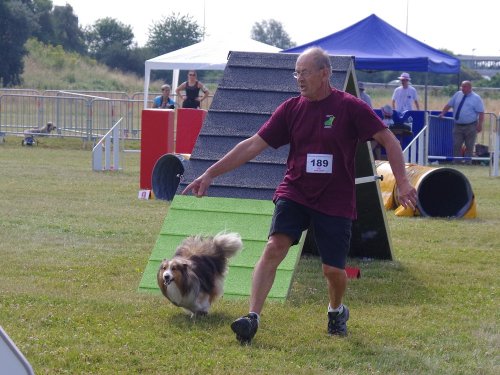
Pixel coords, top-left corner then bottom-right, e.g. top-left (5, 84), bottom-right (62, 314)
top-left (143, 37), bottom-right (280, 107)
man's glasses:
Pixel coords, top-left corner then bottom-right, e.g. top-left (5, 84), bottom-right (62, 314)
top-left (188, 73), bottom-right (196, 76)
top-left (293, 68), bottom-right (324, 79)
top-left (293, 70), bottom-right (311, 79)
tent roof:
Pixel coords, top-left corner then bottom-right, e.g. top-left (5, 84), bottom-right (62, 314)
top-left (145, 37), bottom-right (281, 71)
top-left (283, 14), bottom-right (460, 74)
top-left (143, 37), bottom-right (281, 107)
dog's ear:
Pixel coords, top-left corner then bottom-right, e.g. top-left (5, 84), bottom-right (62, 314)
top-left (172, 259), bottom-right (190, 273)
top-left (158, 259), bottom-right (169, 269)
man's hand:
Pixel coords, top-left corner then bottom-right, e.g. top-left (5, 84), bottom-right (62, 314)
top-left (397, 181), bottom-right (418, 210)
top-left (181, 173), bottom-right (213, 197)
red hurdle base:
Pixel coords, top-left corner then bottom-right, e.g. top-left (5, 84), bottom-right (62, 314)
top-left (345, 267), bottom-right (361, 279)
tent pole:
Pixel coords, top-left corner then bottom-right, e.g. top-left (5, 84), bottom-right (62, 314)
top-left (143, 66), bottom-right (151, 109)
top-left (424, 72), bottom-right (428, 111)
top-left (172, 70), bottom-right (180, 103)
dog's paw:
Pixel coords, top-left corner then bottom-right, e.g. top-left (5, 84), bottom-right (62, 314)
top-left (236, 335), bottom-right (253, 345)
top-left (189, 310), bottom-right (208, 319)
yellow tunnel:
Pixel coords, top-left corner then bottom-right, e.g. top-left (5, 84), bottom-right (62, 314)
top-left (375, 162), bottom-right (476, 218)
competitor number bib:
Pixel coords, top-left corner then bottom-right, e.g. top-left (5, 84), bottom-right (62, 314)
top-left (306, 153), bottom-right (333, 174)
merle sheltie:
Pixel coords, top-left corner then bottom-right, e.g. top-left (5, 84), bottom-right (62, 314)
top-left (157, 232), bottom-right (243, 316)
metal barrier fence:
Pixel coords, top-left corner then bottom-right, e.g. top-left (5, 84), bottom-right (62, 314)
top-left (0, 93), bottom-right (148, 141)
top-left (493, 116), bottom-right (500, 176)
top-left (1, 90), bottom-right (498, 176)
top-left (400, 111), bottom-right (499, 176)
top-left (427, 113), bottom-right (498, 159)
top-left (0, 89), bottom-right (213, 141)
top-left (425, 113), bottom-right (499, 176)
top-left (0, 94), bottom-right (88, 137)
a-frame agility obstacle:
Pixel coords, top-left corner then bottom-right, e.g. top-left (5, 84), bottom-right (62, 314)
top-left (138, 51), bottom-right (392, 301)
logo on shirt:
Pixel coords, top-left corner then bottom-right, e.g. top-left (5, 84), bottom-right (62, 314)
top-left (324, 115), bottom-right (335, 128)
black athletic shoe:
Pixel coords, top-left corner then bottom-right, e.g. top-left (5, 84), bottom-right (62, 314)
top-left (231, 313), bottom-right (259, 345)
top-left (328, 305), bottom-right (350, 337)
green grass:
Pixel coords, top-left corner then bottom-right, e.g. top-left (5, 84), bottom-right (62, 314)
top-left (0, 138), bottom-right (498, 374)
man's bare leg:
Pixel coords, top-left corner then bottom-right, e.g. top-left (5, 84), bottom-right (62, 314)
top-left (231, 233), bottom-right (292, 344)
top-left (249, 233), bottom-right (293, 314)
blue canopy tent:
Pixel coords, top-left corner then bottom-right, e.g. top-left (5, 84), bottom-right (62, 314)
top-left (283, 14), bottom-right (460, 109)
top-left (283, 14), bottom-right (460, 74)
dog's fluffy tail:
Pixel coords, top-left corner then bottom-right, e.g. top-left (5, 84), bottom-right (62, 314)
top-left (213, 232), bottom-right (243, 258)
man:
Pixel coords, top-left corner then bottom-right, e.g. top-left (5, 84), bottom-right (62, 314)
top-left (439, 81), bottom-right (484, 163)
top-left (182, 47), bottom-right (417, 344)
top-left (358, 82), bottom-right (372, 108)
top-left (392, 72), bottom-right (420, 112)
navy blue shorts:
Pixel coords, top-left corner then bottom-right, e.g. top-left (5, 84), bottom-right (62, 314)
top-left (269, 198), bottom-right (352, 268)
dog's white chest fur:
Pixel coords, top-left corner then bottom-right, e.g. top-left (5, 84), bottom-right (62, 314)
top-left (161, 270), bottom-right (205, 312)
top-left (163, 278), bottom-right (188, 305)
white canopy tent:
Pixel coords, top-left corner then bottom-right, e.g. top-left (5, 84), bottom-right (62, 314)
top-left (143, 37), bottom-right (281, 107)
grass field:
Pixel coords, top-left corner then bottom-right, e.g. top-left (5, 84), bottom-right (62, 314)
top-left (0, 138), bottom-right (498, 374)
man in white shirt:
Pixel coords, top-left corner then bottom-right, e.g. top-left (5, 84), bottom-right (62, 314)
top-left (392, 72), bottom-right (420, 112)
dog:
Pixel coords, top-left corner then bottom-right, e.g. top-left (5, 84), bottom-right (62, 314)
top-left (157, 232), bottom-right (243, 316)
top-left (23, 122), bottom-right (57, 146)
top-left (24, 122), bottom-right (56, 136)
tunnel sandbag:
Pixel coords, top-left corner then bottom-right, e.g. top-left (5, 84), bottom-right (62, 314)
top-left (376, 162), bottom-right (475, 218)
top-left (151, 153), bottom-right (187, 201)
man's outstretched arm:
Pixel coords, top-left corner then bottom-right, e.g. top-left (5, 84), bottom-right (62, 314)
top-left (182, 134), bottom-right (269, 197)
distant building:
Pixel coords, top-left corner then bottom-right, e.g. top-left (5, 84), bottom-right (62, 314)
top-left (458, 55), bottom-right (500, 78)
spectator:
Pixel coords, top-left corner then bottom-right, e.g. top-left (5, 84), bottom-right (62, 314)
top-left (371, 105), bottom-right (394, 160)
top-left (392, 72), bottom-right (420, 112)
top-left (153, 84), bottom-right (176, 109)
top-left (175, 70), bottom-right (210, 109)
top-left (439, 80), bottom-right (484, 163)
top-left (182, 47), bottom-right (417, 345)
top-left (358, 82), bottom-right (372, 108)
top-left (380, 105), bottom-right (394, 127)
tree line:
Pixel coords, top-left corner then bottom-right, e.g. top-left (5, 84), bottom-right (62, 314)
top-left (1, 0), bottom-right (498, 88)
top-left (0, 0), bottom-right (295, 87)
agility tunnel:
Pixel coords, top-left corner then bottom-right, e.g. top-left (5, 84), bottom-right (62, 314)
top-left (376, 161), bottom-right (476, 218)
top-left (150, 154), bottom-right (188, 201)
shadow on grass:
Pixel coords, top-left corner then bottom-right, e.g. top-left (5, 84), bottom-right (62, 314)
top-left (163, 309), bottom-right (235, 329)
top-left (289, 254), bottom-right (435, 308)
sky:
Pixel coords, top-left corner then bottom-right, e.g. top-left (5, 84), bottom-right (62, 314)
top-left (52, 0), bottom-right (499, 57)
